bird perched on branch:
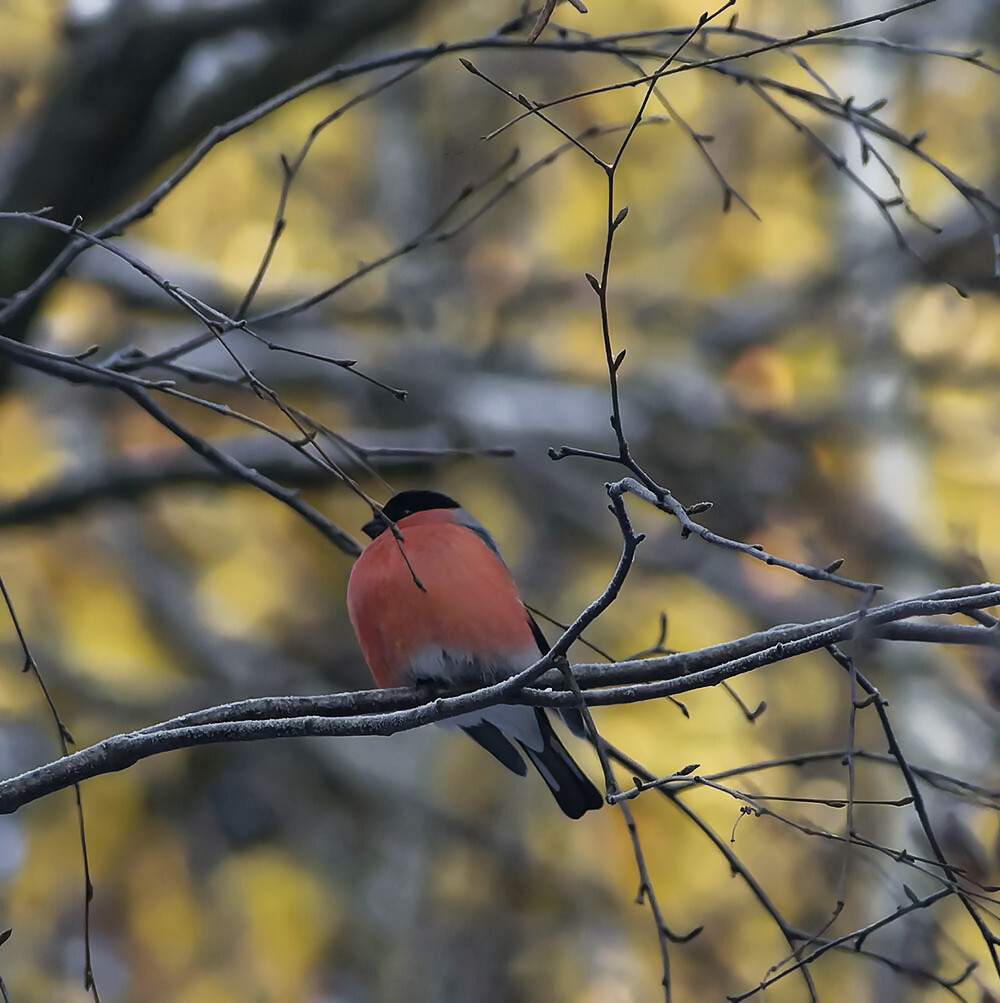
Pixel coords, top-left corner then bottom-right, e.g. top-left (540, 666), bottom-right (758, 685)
top-left (347, 489), bottom-right (603, 818)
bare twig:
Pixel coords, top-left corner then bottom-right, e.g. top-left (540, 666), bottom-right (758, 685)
top-left (0, 573), bottom-right (100, 1001)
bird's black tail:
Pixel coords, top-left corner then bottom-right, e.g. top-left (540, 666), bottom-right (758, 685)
top-left (518, 708), bottom-right (603, 819)
top-left (525, 609), bottom-right (588, 739)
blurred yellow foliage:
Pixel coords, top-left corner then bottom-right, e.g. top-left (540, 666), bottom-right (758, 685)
top-left (127, 826), bottom-right (207, 980)
top-left (44, 281), bottom-right (125, 353)
top-left (135, 88), bottom-right (386, 310)
top-left (211, 846), bottom-right (340, 1002)
top-left (0, 0), bottom-right (59, 120)
top-left (58, 572), bottom-right (181, 691)
top-left (0, 397), bottom-right (66, 496)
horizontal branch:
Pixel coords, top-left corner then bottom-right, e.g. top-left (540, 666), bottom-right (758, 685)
top-left (1, 584), bottom-right (997, 815)
top-left (0, 438), bottom-right (513, 530)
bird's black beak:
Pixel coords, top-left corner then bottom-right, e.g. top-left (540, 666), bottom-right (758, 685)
top-left (362, 514), bottom-right (389, 540)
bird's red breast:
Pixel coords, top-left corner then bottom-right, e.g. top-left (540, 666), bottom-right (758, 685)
top-left (346, 508), bottom-right (539, 689)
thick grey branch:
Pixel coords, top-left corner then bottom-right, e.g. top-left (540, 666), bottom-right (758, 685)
top-left (1, 584), bottom-right (997, 816)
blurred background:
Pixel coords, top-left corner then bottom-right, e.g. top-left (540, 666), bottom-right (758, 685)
top-left (1, 0), bottom-right (999, 1000)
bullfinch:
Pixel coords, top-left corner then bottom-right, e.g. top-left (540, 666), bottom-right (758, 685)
top-left (347, 489), bottom-right (603, 818)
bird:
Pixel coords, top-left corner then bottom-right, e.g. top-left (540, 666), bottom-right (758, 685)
top-left (346, 489), bottom-right (603, 818)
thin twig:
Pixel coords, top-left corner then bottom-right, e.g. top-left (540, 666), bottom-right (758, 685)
top-left (0, 573), bottom-right (100, 1002)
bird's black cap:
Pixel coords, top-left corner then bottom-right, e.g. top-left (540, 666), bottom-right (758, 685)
top-left (362, 490), bottom-right (460, 539)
